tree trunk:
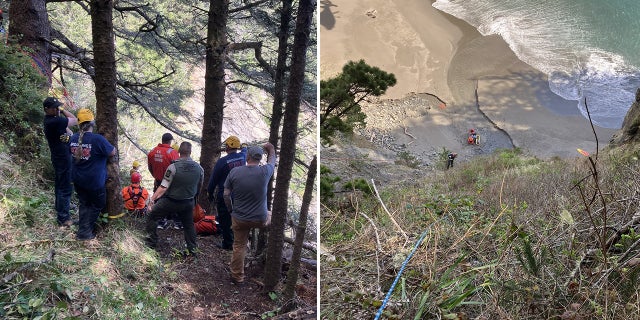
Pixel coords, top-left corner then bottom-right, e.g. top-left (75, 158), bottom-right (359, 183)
top-left (90, 0), bottom-right (122, 217)
top-left (8, 0), bottom-right (51, 85)
top-left (198, 0), bottom-right (229, 207)
top-left (263, 0), bottom-right (315, 292)
top-left (282, 156), bottom-right (317, 312)
top-left (257, 0), bottom-right (293, 257)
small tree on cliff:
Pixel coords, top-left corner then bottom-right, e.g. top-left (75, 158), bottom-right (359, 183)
top-left (320, 60), bottom-right (396, 144)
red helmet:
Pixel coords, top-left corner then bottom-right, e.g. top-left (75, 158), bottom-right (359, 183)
top-left (470, 128), bottom-right (476, 133)
top-left (131, 172), bottom-right (141, 183)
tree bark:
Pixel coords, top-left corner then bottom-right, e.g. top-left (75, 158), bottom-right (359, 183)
top-left (263, 0), bottom-right (315, 292)
top-left (90, 0), bottom-right (123, 217)
top-left (198, 0), bottom-right (229, 207)
top-left (8, 0), bottom-right (51, 85)
top-left (257, 0), bottom-right (293, 257)
top-left (282, 156), bottom-right (317, 311)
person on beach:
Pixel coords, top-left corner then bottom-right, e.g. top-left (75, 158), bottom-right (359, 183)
top-left (43, 97), bottom-right (78, 227)
top-left (468, 129), bottom-right (479, 145)
top-left (447, 152), bottom-right (458, 169)
top-left (145, 142), bottom-right (204, 257)
top-left (147, 133), bottom-right (180, 229)
top-left (207, 135), bottom-right (247, 251)
top-left (69, 108), bottom-right (116, 241)
top-left (223, 143), bottom-right (276, 284)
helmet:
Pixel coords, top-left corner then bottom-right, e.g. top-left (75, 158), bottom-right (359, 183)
top-left (131, 172), bottom-right (141, 183)
top-left (224, 136), bottom-right (241, 149)
top-left (77, 108), bottom-right (95, 124)
top-left (132, 160), bottom-right (140, 168)
top-left (171, 143), bottom-right (179, 151)
top-left (470, 128), bottom-right (476, 133)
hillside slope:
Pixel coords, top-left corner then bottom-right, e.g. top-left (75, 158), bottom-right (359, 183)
top-left (320, 93), bottom-right (640, 319)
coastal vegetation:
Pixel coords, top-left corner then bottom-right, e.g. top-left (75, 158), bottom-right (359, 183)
top-left (320, 60), bottom-right (396, 145)
top-left (321, 142), bottom-right (640, 319)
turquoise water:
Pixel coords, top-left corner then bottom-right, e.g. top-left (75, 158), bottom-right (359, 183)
top-left (433, 0), bottom-right (640, 128)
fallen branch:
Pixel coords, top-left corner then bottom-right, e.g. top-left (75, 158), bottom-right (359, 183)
top-left (359, 211), bottom-right (382, 294)
top-left (604, 212), bottom-right (640, 252)
top-left (284, 236), bottom-right (316, 252)
top-left (402, 122), bottom-right (416, 140)
top-left (211, 311), bottom-right (261, 318)
top-left (370, 179), bottom-right (408, 242)
top-left (1, 249), bottom-right (56, 286)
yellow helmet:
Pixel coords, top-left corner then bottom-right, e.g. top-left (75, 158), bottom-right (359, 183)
top-left (132, 160), bottom-right (141, 168)
top-left (77, 108), bottom-right (95, 124)
top-left (224, 136), bottom-right (241, 149)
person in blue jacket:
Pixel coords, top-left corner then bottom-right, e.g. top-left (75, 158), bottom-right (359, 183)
top-left (207, 136), bottom-right (246, 250)
top-left (69, 108), bottom-right (116, 241)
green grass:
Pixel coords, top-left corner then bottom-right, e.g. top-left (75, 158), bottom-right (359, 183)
top-left (0, 154), bottom-right (173, 319)
top-left (321, 147), bottom-right (640, 319)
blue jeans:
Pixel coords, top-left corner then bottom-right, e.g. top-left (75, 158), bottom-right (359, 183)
top-left (52, 157), bottom-right (73, 225)
top-left (75, 186), bottom-right (106, 240)
top-left (217, 200), bottom-right (234, 248)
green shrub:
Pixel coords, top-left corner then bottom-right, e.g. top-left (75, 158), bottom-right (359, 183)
top-left (320, 165), bottom-right (340, 201)
top-left (343, 178), bottom-right (372, 195)
top-left (396, 151), bottom-right (420, 168)
top-left (0, 43), bottom-right (48, 158)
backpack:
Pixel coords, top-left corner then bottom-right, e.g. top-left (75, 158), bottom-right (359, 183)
top-left (195, 215), bottom-right (218, 236)
top-left (193, 203), bottom-right (206, 223)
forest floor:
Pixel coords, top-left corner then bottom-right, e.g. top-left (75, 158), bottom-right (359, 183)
top-left (143, 223), bottom-right (317, 319)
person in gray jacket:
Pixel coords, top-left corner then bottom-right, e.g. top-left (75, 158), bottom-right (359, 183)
top-left (145, 142), bottom-right (204, 256)
top-left (224, 142), bottom-right (276, 284)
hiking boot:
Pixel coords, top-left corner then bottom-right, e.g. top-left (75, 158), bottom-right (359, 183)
top-left (230, 277), bottom-right (245, 285)
top-left (172, 221), bottom-right (183, 230)
top-left (157, 218), bottom-right (169, 229)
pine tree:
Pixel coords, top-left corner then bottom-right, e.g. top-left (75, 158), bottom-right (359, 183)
top-left (320, 60), bottom-right (396, 144)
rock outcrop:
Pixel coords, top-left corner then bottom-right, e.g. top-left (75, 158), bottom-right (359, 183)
top-left (610, 88), bottom-right (640, 146)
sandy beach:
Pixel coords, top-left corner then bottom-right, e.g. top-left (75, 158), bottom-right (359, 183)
top-left (320, 0), bottom-right (618, 162)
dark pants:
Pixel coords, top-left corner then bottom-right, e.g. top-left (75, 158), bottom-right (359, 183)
top-left (447, 159), bottom-right (454, 169)
top-left (216, 200), bottom-right (234, 248)
top-left (146, 198), bottom-right (197, 253)
top-left (154, 180), bottom-right (179, 223)
top-left (52, 158), bottom-right (73, 225)
top-left (75, 186), bottom-right (105, 240)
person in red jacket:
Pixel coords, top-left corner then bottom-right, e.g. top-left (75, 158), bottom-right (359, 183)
top-left (147, 133), bottom-right (179, 228)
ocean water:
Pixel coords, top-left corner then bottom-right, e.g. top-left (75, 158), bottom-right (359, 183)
top-left (433, 0), bottom-right (640, 128)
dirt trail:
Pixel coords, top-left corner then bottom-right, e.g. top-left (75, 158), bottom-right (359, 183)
top-left (147, 226), bottom-right (317, 319)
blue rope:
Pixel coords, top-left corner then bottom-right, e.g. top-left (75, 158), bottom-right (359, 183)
top-left (374, 228), bottom-right (430, 320)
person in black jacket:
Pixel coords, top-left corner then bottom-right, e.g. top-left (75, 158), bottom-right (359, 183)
top-left (43, 97), bottom-right (78, 227)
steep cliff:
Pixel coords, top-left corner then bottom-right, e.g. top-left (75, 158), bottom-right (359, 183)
top-left (610, 88), bottom-right (640, 146)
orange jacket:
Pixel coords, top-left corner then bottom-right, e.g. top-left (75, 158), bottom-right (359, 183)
top-left (121, 184), bottom-right (149, 210)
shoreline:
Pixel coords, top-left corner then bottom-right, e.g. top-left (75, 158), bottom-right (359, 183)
top-left (320, 0), bottom-right (618, 162)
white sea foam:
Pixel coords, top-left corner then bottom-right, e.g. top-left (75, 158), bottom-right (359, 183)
top-left (433, 0), bottom-right (640, 128)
